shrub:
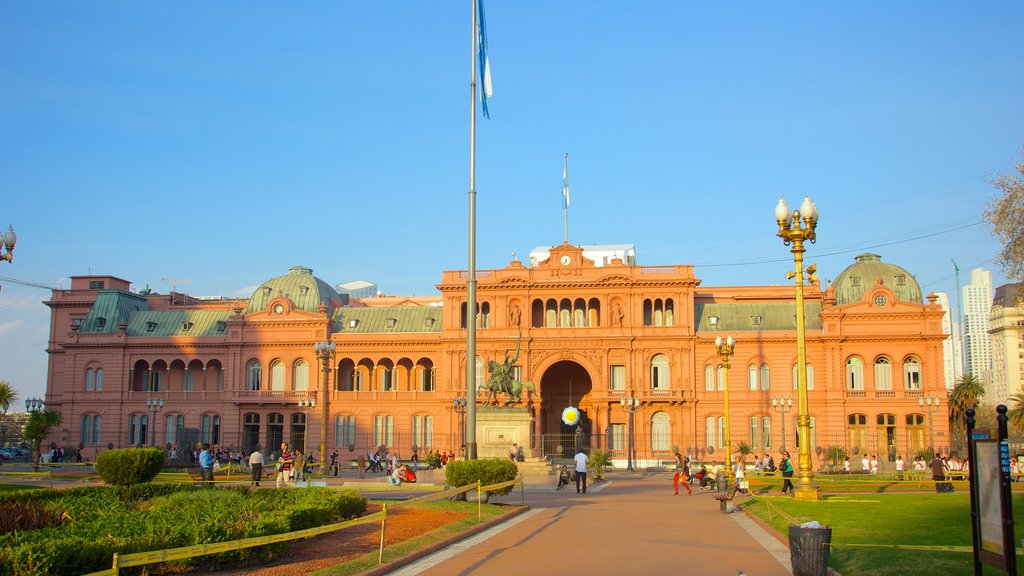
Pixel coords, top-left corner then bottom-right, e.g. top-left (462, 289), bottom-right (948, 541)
top-left (445, 458), bottom-right (518, 499)
top-left (95, 448), bottom-right (164, 486)
top-left (0, 501), bottom-right (64, 535)
top-left (588, 449), bottom-right (612, 480)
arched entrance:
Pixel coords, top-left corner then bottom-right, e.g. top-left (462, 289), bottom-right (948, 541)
top-left (539, 360), bottom-right (593, 459)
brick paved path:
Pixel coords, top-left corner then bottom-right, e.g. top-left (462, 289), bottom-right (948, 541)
top-left (387, 472), bottom-right (794, 576)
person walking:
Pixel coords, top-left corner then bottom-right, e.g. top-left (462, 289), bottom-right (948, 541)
top-left (358, 454), bottom-right (366, 478)
top-left (574, 448), bottom-right (589, 494)
top-left (276, 443), bottom-right (293, 488)
top-left (198, 443), bottom-right (215, 487)
top-left (673, 452), bottom-right (691, 495)
top-left (780, 451), bottom-right (795, 494)
top-left (249, 446), bottom-right (265, 487)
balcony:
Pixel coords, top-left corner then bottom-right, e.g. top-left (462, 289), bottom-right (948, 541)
top-left (228, 390), bottom-right (318, 403)
top-left (332, 390), bottom-right (436, 402)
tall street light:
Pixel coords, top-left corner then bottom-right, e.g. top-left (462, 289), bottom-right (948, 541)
top-left (715, 336), bottom-right (736, 480)
top-left (772, 396), bottom-right (793, 452)
top-left (297, 398), bottom-right (317, 457)
top-left (620, 389), bottom-right (640, 472)
top-left (0, 226), bottom-right (16, 264)
top-left (775, 195), bottom-right (822, 501)
top-left (25, 397), bottom-right (44, 413)
top-left (919, 396), bottom-right (941, 457)
top-left (453, 395), bottom-right (468, 449)
top-left (314, 340), bottom-right (336, 476)
top-left (146, 397), bottom-right (164, 448)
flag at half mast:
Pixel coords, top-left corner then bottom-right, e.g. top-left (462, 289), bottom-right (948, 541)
top-left (478, 0), bottom-right (493, 118)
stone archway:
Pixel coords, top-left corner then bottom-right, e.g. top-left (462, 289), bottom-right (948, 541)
top-left (538, 360), bottom-right (593, 458)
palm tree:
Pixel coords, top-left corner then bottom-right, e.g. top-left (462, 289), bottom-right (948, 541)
top-left (1008, 391), bottom-right (1024, 429)
top-left (948, 374), bottom-right (985, 430)
top-left (0, 381), bottom-right (18, 453)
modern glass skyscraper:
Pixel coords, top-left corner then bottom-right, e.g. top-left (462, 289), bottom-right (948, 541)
top-left (962, 268), bottom-right (993, 381)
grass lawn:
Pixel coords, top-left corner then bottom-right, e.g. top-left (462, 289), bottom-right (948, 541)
top-left (742, 491), bottom-right (1024, 576)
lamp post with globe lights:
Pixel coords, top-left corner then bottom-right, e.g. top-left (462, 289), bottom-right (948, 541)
top-left (313, 340), bottom-right (336, 475)
top-left (620, 390), bottom-right (640, 472)
top-left (775, 195), bottom-right (822, 501)
top-left (919, 396), bottom-right (941, 458)
top-left (772, 396), bottom-right (794, 452)
top-left (714, 336), bottom-right (736, 480)
top-left (146, 397), bottom-right (164, 448)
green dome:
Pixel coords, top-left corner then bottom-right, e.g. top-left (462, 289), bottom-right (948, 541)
top-left (832, 253), bottom-right (922, 306)
top-left (246, 266), bottom-right (343, 314)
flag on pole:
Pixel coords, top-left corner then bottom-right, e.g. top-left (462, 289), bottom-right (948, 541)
top-left (562, 157), bottom-right (570, 208)
top-left (478, 0), bottom-right (493, 118)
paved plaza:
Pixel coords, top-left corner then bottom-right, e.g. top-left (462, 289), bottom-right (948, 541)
top-left (383, 471), bottom-right (794, 576)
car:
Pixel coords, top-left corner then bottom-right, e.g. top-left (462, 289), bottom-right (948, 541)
top-left (0, 448), bottom-right (13, 461)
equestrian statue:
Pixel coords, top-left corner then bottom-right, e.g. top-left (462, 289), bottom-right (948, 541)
top-left (481, 331), bottom-right (536, 406)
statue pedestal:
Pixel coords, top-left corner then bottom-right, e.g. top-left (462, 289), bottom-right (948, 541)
top-left (475, 406), bottom-right (533, 459)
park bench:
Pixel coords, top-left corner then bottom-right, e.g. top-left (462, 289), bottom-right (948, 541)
top-left (185, 467), bottom-right (203, 484)
top-left (711, 486), bottom-right (737, 513)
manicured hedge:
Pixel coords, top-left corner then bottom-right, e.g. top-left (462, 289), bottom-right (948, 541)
top-left (0, 484), bottom-right (367, 576)
top-left (444, 458), bottom-right (518, 497)
top-left (95, 447), bottom-right (165, 486)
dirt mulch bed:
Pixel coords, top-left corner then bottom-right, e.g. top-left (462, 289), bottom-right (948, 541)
top-left (182, 504), bottom-right (468, 576)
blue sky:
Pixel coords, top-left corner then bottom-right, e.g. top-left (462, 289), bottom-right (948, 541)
top-left (1, 2), bottom-right (1021, 402)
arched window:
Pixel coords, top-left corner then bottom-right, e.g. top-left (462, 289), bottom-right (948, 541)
top-left (846, 357), bottom-right (864, 390)
top-left (762, 416), bottom-right (772, 449)
top-left (903, 357), bottom-right (922, 390)
top-left (705, 365), bottom-right (715, 391)
top-left (413, 415), bottom-right (434, 449)
top-left (165, 414), bottom-right (184, 447)
top-left (270, 360), bottom-right (285, 391)
top-left (760, 364), bottom-right (770, 391)
top-left (81, 414), bottom-right (101, 445)
top-left (335, 415), bottom-right (356, 448)
top-left (86, 368), bottom-right (95, 391)
top-left (294, 360), bottom-right (309, 391)
top-left (559, 299), bottom-right (572, 327)
top-left (717, 365), bottom-right (725, 391)
top-left (128, 414), bottom-right (148, 446)
top-left (201, 414), bottom-right (221, 445)
top-left (374, 414), bottom-right (395, 447)
top-left (749, 416), bottom-right (760, 448)
top-left (874, 357), bottom-right (892, 390)
top-left (847, 413), bottom-right (868, 454)
top-left (247, 360), bottom-right (262, 391)
top-left (650, 411), bottom-right (670, 451)
top-left (717, 416), bottom-right (726, 449)
top-left (747, 364), bottom-right (759, 391)
top-left (650, 354), bottom-right (670, 390)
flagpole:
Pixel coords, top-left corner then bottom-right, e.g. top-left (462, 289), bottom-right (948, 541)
top-left (465, 0), bottom-right (479, 460)
top-left (563, 153), bottom-right (569, 243)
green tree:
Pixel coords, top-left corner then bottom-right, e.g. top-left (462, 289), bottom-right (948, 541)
top-left (23, 410), bottom-right (62, 470)
top-left (1008, 391), bottom-right (1024, 429)
top-left (948, 374), bottom-right (985, 432)
top-left (0, 381), bottom-right (18, 451)
top-left (986, 151), bottom-right (1024, 283)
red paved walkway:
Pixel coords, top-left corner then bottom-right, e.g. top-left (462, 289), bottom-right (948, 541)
top-left (387, 472), bottom-right (793, 576)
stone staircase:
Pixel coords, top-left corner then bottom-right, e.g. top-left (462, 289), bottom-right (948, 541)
top-left (515, 457), bottom-right (555, 478)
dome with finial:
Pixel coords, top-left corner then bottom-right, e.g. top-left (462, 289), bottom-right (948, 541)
top-left (831, 253), bottom-right (922, 306)
top-left (246, 266), bottom-right (343, 314)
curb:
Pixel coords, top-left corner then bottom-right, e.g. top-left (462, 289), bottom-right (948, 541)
top-left (360, 505), bottom-right (530, 576)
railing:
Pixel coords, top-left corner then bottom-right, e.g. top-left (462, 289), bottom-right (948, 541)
top-left (331, 390), bottom-right (435, 402)
top-left (228, 390), bottom-right (318, 402)
top-left (126, 390), bottom-right (226, 402)
top-left (875, 390), bottom-right (896, 399)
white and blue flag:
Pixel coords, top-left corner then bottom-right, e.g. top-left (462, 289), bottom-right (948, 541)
top-left (478, 0), bottom-right (493, 118)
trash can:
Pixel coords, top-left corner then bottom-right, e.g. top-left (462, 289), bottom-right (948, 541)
top-left (788, 524), bottom-right (832, 576)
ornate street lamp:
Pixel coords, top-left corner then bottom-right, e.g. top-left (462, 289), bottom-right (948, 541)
top-left (313, 340), bottom-right (335, 475)
top-left (772, 396), bottom-right (794, 452)
top-left (452, 396), bottom-right (468, 449)
top-left (0, 226), bottom-right (15, 263)
top-left (25, 397), bottom-right (44, 413)
top-left (297, 397), bottom-right (317, 460)
top-left (620, 390), bottom-right (640, 472)
top-left (775, 195), bottom-right (821, 500)
top-left (919, 396), bottom-right (941, 457)
top-left (715, 336), bottom-right (736, 480)
top-left (146, 397), bottom-right (164, 447)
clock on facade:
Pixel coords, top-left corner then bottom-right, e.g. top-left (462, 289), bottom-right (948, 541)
top-left (273, 304), bottom-right (284, 314)
top-left (873, 294), bottom-right (887, 307)
top-left (560, 255), bottom-right (571, 266)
